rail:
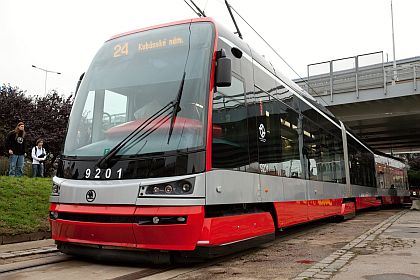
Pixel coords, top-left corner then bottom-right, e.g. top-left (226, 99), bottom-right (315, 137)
top-left (297, 55), bottom-right (420, 102)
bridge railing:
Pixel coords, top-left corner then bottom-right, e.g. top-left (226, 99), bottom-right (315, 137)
top-left (385, 62), bottom-right (420, 92)
top-left (298, 53), bottom-right (420, 102)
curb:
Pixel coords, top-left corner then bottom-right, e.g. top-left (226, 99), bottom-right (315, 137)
top-left (0, 231), bottom-right (51, 245)
top-left (0, 245), bottom-right (58, 260)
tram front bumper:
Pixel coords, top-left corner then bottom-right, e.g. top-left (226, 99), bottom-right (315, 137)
top-left (49, 203), bottom-right (204, 251)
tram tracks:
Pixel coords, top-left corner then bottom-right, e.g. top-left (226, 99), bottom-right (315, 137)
top-left (0, 252), bottom-right (71, 274)
top-left (0, 210), bottom-right (402, 279)
top-left (107, 220), bottom-right (340, 280)
top-left (0, 219), bottom-right (333, 279)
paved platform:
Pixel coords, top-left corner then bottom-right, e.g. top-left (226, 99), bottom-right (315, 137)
top-left (332, 209), bottom-right (420, 280)
top-left (295, 209), bottom-right (420, 280)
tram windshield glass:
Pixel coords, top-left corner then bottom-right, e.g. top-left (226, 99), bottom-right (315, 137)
top-left (63, 22), bottom-right (214, 157)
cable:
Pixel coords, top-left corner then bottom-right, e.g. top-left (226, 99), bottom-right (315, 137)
top-left (184, 0), bottom-right (202, 17)
top-left (227, 4), bottom-right (330, 106)
top-left (188, 0), bottom-right (330, 106)
top-left (203, 0), bottom-right (210, 15)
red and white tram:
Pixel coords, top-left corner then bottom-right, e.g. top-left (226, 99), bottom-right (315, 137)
top-left (49, 17), bottom-right (409, 262)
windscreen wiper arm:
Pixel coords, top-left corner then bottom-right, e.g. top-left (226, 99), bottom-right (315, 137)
top-left (96, 102), bottom-right (173, 169)
top-left (96, 72), bottom-right (187, 169)
top-left (167, 71), bottom-right (186, 144)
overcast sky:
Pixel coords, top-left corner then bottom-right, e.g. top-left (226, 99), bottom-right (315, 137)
top-left (1, 0), bottom-right (419, 96)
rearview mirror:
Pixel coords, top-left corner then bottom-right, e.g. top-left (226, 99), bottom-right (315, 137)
top-left (215, 49), bottom-right (231, 87)
top-left (74, 72), bottom-right (85, 96)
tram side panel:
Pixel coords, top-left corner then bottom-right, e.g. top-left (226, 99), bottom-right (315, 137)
top-left (203, 34), bottom-right (275, 246)
top-left (252, 51), bottom-right (310, 227)
top-left (210, 24), bottom-right (385, 236)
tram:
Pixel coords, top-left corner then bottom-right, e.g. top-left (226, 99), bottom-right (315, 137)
top-left (49, 17), bottom-right (409, 261)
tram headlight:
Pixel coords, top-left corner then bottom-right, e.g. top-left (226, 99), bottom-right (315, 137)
top-left (164, 185), bottom-right (173, 194)
top-left (49, 211), bottom-right (59, 220)
top-left (143, 179), bottom-right (195, 196)
top-left (51, 183), bottom-right (60, 195)
top-left (181, 182), bottom-right (191, 193)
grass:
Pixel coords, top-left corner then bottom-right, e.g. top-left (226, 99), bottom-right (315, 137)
top-left (0, 176), bottom-right (52, 235)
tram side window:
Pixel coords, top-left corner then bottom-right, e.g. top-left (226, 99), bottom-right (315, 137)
top-left (303, 118), bottom-right (322, 181)
top-left (316, 113), bottom-right (345, 183)
top-left (278, 107), bottom-right (302, 178)
top-left (334, 136), bottom-right (346, 184)
top-left (273, 84), bottom-right (300, 112)
top-left (212, 76), bottom-right (249, 170)
top-left (348, 137), bottom-right (376, 187)
top-left (320, 133), bottom-right (337, 183)
top-left (303, 116), bottom-right (346, 183)
top-left (348, 143), bottom-right (359, 185)
top-left (300, 100), bottom-right (319, 124)
top-left (364, 150), bottom-right (376, 187)
top-left (257, 93), bottom-right (284, 176)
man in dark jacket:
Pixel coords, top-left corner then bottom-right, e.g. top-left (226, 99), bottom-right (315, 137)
top-left (6, 122), bottom-right (27, 176)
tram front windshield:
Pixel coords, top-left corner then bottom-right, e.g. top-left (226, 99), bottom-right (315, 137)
top-left (63, 22), bottom-right (214, 158)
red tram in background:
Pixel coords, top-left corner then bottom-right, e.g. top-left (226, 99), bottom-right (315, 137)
top-left (49, 17), bottom-right (410, 262)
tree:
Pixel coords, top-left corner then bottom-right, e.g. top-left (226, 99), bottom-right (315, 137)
top-left (0, 84), bottom-right (33, 155)
top-left (408, 155), bottom-right (420, 171)
top-left (407, 153), bottom-right (420, 187)
top-left (31, 90), bottom-right (73, 160)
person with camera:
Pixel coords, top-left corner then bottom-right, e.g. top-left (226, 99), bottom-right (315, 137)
top-left (31, 138), bottom-right (46, 177)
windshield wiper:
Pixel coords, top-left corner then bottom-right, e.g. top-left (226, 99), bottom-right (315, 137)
top-left (96, 102), bottom-right (173, 168)
top-left (96, 72), bottom-right (187, 169)
top-left (167, 71), bottom-right (186, 144)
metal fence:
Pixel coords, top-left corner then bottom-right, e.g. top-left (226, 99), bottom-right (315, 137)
top-left (303, 52), bottom-right (420, 102)
top-left (305, 51), bottom-right (385, 102)
top-left (385, 62), bottom-right (420, 92)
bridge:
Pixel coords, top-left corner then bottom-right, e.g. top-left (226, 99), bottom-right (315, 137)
top-left (296, 53), bottom-right (420, 154)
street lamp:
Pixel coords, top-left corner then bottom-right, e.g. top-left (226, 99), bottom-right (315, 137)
top-left (31, 65), bottom-right (61, 96)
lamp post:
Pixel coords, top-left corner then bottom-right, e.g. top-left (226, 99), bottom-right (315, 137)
top-left (31, 65), bottom-right (61, 96)
top-left (390, 0), bottom-right (397, 84)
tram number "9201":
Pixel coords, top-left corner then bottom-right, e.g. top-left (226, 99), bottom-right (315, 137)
top-left (85, 168), bottom-right (123, 179)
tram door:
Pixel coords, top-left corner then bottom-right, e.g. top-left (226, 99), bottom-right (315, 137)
top-left (253, 85), bottom-right (278, 201)
top-left (252, 59), bottom-right (284, 203)
top-left (210, 39), bottom-right (262, 205)
top-left (252, 60), bottom-right (309, 226)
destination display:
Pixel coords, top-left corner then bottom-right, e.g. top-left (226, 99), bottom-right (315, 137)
top-left (113, 36), bottom-right (185, 58)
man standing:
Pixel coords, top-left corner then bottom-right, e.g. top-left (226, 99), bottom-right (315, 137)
top-left (6, 122), bottom-right (27, 176)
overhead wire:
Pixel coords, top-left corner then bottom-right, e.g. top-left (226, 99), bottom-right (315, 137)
top-left (182, 0), bottom-right (330, 107)
top-left (204, 0), bottom-right (329, 106)
top-left (184, 0), bottom-right (202, 17)
top-left (226, 3), bottom-right (330, 107)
